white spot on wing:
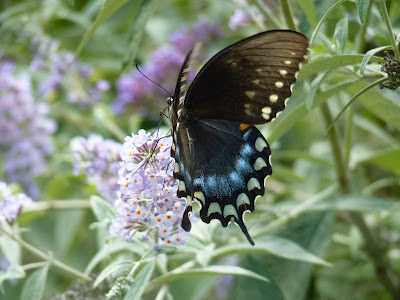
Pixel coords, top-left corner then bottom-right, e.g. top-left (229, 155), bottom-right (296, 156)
top-left (275, 81), bottom-right (284, 88)
top-left (284, 60), bottom-right (292, 65)
top-left (237, 193), bottom-right (250, 206)
top-left (254, 157), bottom-right (267, 171)
top-left (262, 107), bottom-right (272, 114)
top-left (279, 70), bottom-right (288, 76)
top-left (262, 113), bottom-right (270, 120)
top-left (247, 177), bottom-right (261, 191)
top-left (269, 94), bottom-right (278, 103)
top-left (245, 91), bottom-right (256, 98)
top-left (223, 204), bottom-right (238, 218)
top-left (194, 191), bottom-right (205, 204)
top-left (255, 137), bottom-right (268, 152)
top-left (207, 203), bottom-right (222, 216)
top-left (174, 162), bottom-right (179, 173)
top-left (179, 181), bottom-right (186, 192)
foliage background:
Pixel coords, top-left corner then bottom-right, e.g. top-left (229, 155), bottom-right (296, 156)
top-left (0, 0), bottom-right (400, 299)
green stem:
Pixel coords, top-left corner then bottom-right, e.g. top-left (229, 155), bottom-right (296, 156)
top-left (320, 102), bottom-right (400, 298)
top-left (377, 0), bottom-right (400, 60)
top-left (280, 0), bottom-right (296, 30)
top-left (356, 1), bottom-right (372, 53)
top-left (0, 226), bottom-right (91, 281)
top-left (344, 104), bottom-right (354, 166)
top-left (250, 0), bottom-right (282, 29)
top-left (22, 200), bottom-right (91, 213)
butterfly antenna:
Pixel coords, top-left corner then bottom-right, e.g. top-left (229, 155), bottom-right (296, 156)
top-left (136, 64), bottom-right (172, 97)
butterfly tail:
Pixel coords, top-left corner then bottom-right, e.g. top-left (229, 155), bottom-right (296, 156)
top-left (237, 217), bottom-right (255, 246)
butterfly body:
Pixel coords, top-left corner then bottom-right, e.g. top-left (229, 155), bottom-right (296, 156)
top-left (168, 30), bottom-right (308, 245)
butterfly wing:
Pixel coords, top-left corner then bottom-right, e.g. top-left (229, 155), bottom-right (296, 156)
top-left (171, 118), bottom-right (272, 245)
top-left (184, 30), bottom-right (308, 123)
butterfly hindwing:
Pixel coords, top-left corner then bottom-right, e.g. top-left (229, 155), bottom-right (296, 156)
top-left (184, 30), bottom-right (308, 124)
top-left (171, 119), bottom-right (271, 245)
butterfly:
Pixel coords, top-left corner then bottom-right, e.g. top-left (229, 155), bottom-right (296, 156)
top-left (167, 30), bottom-right (308, 245)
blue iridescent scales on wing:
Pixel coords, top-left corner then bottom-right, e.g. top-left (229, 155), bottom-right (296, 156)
top-left (168, 30), bottom-right (308, 245)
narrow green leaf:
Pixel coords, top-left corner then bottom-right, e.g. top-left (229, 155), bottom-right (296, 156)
top-left (326, 77), bottom-right (387, 133)
top-left (121, 0), bottom-right (162, 72)
top-left (298, 55), bottom-right (385, 80)
top-left (356, 0), bottom-right (371, 23)
top-left (297, 0), bottom-right (317, 27)
top-left (309, 0), bottom-right (348, 54)
top-left (85, 240), bottom-right (144, 274)
top-left (75, 0), bottom-right (131, 57)
top-left (148, 265), bottom-right (269, 289)
top-left (20, 266), bottom-right (48, 300)
top-left (212, 237), bottom-right (330, 266)
top-left (124, 261), bottom-right (155, 300)
top-left (333, 18), bottom-right (348, 54)
top-left (359, 45), bottom-right (391, 75)
top-left (93, 260), bottom-right (132, 288)
top-left (317, 33), bottom-right (334, 54)
top-left (306, 71), bottom-right (329, 110)
top-left (90, 195), bottom-right (116, 221)
top-left (353, 148), bottom-right (400, 172)
top-left (354, 115), bottom-right (400, 146)
top-left (0, 264), bottom-right (25, 289)
top-left (308, 195), bottom-right (393, 212)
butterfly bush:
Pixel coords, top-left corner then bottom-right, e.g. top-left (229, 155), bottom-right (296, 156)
top-left (0, 58), bottom-right (56, 199)
top-left (31, 38), bottom-right (110, 107)
top-left (71, 135), bottom-right (122, 203)
top-left (110, 130), bottom-right (190, 249)
top-left (0, 181), bottom-right (32, 222)
top-left (113, 19), bottom-right (221, 116)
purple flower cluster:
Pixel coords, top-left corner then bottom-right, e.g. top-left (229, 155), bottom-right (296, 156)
top-left (229, 9), bottom-right (253, 30)
top-left (71, 135), bottom-right (122, 203)
top-left (110, 130), bottom-right (190, 248)
top-left (31, 39), bottom-right (110, 107)
top-left (113, 19), bottom-right (221, 116)
top-left (0, 58), bottom-right (56, 199)
top-left (0, 181), bottom-right (32, 222)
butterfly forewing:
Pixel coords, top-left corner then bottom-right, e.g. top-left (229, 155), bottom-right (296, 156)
top-left (184, 30), bottom-right (308, 124)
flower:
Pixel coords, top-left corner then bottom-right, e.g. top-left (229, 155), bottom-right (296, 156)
top-left (228, 9), bottom-right (253, 30)
top-left (110, 130), bottom-right (191, 248)
top-left (31, 38), bottom-right (110, 107)
top-left (0, 57), bottom-right (56, 199)
top-left (113, 19), bottom-right (221, 116)
top-left (0, 181), bottom-right (32, 222)
top-left (71, 135), bottom-right (122, 203)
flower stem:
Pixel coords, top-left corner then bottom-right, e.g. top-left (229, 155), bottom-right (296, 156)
top-left (0, 226), bottom-right (91, 281)
top-left (377, 0), bottom-right (400, 60)
top-left (320, 102), bottom-right (400, 297)
top-left (356, 1), bottom-right (372, 53)
top-left (280, 0), bottom-right (296, 31)
top-left (22, 200), bottom-right (91, 213)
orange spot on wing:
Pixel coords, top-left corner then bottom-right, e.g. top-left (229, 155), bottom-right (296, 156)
top-left (240, 124), bottom-right (250, 132)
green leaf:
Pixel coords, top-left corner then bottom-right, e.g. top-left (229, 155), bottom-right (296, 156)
top-left (55, 210), bottom-right (85, 257)
top-left (308, 195), bottom-right (393, 212)
top-left (124, 261), bottom-right (155, 300)
top-left (353, 147), bottom-right (400, 172)
top-left (359, 46), bottom-right (391, 75)
top-left (317, 33), bottom-right (334, 54)
top-left (333, 18), bottom-right (348, 54)
top-left (75, 0), bottom-right (131, 57)
top-left (121, 0), bottom-right (163, 72)
top-left (85, 239), bottom-right (144, 274)
top-left (354, 115), bottom-right (400, 146)
top-left (93, 260), bottom-right (132, 288)
top-left (298, 55), bottom-right (385, 80)
top-left (148, 265), bottom-right (269, 289)
top-left (0, 264), bottom-right (25, 289)
top-left (306, 71), bottom-right (329, 110)
top-left (20, 266), bottom-right (48, 300)
top-left (212, 236), bottom-right (330, 266)
top-left (297, 0), bottom-right (317, 27)
top-left (355, 0), bottom-right (371, 23)
top-left (90, 195), bottom-right (115, 221)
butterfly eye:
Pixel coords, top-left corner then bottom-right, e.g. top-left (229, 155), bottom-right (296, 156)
top-left (167, 97), bottom-right (173, 106)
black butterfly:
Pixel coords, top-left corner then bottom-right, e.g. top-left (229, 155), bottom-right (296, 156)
top-left (168, 30), bottom-right (308, 245)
